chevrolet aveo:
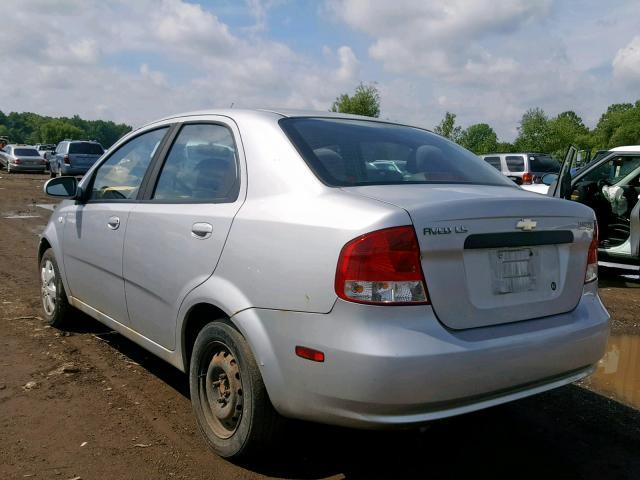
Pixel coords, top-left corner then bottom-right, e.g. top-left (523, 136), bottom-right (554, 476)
top-left (39, 110), bottom-right (610, 458)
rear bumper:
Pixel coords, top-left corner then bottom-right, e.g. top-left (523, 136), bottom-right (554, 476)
top-left (60, 165), bottom-right (90, 176)
top-left (10, 164), bottom-right (46, 172)
top-left (232, 282), bottom-right (609, 428)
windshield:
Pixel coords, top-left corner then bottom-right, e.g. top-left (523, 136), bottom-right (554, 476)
top-left (280, 118), bottom-right (514, 187)
top-left (14, 148), bottom-right (40, 156)
top-left (529, 154), bottom-right (560, 173)
top-left (69, 142), bottom-right (104, 155)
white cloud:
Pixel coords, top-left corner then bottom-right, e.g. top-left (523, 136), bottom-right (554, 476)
top-left (327, 0), bottom-right (551, 79)
top-left (0, 0), bottom-right (360, 128)
top-left (613, 36), bottom-right (640, 85)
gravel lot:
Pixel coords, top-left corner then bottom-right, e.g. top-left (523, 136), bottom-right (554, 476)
top-left (1, 173), bottom-right (639, 479)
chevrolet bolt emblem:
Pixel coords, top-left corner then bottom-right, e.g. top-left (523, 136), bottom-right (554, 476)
top-left (516, 218), bottom-right (537, 231)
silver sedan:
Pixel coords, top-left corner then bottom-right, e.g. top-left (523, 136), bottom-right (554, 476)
top-left (1, 144), bottom-right (47, 173)
top-left (38, 109), bottom-right (610, 458)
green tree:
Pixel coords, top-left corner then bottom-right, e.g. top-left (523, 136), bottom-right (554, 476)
top-left (514, 107), bottom-right (550, 152)
top-left (458, 123), bottom-right (498, 154)
top-left (331, 83), bottom-right (381, 117)
top-left (38, 120), bottom-right (85, 144)
top-left (592, 100), bottom-right (640, 149)
top-left (546, 110), bottom-right (590, 157)
top-left (434, 112), bottom-right (462, 142)
top-left (0, 110), bottom-right (131, 147)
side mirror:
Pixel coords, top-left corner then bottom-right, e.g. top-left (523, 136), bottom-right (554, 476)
top-left (542, 173), bottom-right (558, 186)
top-left (44, 176), bottom-right (79, 199)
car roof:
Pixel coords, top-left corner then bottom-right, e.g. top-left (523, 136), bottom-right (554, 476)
top-left (480, 152), bottom-right (546, 156)
top-left (609, 145), bottom-right (640, 152)
top-left (144, 108), bottom-right (413, 131)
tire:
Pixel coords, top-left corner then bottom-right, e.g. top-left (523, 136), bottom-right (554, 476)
top-left (39, 249), bottom-right (71, 328)
top-left (189, 322), bottom-right (282, 458)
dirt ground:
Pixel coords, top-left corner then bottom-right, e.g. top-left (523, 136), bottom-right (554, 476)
top-left (1, 173), bottom-right (639, 480)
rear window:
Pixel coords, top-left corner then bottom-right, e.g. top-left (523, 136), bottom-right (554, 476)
top-left (69, 142), bottom-right (104, 155)
top-left (14, 148), bottom-right (40, 156)
top-left (528, 154), bottom-right (559, 173)
top-left (280, 118), bottom-right (514, 187)
top-left (505, 155), bottom-right (525, 172)
top-left (483, 156), bottom-right (502, 170)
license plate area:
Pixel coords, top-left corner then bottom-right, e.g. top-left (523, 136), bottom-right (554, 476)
top-left (490, 248), bottom-right (538, 294)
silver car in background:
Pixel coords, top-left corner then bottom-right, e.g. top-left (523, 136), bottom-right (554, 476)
top-left (0, 144), bottom-right (47, 173)
top-left (49, 140), bottom-right (105, 177)
top-left (39, 109), bottom-right (609, 458)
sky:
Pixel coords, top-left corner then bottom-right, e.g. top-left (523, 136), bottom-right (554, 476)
top-left (1, 0), bottom-right (639, 140)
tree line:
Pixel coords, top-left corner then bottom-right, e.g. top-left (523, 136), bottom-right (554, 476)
top-left (332, 83), bottom-right (640, 158)
top-left (0, 111), bottom-right (132, 148)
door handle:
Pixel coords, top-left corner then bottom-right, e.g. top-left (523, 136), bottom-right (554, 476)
top-left (107, 216), bottom-right (120, 230)
top-left (191, 222), bottom-right (213, 239)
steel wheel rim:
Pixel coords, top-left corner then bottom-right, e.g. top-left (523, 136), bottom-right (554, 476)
top-left (199, 342), bottom-right (244, 439)
top-left (41, 259), bottom-right (57, 316)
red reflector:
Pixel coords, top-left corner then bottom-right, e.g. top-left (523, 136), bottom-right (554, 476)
top-left (522, 172), bottom-right (533, 184)
top-left (295, 346), bottom-right (325, 362)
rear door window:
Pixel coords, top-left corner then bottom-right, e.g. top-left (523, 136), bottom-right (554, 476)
top-left (152, 124), bottom-right (239, 202)
top-left (483, 156), bottom-right (502, 170)
top-left (505, 155), bottom-right (525, 172)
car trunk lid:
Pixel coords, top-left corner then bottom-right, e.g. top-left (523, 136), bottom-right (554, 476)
top-left (342, 184), bottom-right (596, 330)
top-left (16, 155), bottom-right (45, 167)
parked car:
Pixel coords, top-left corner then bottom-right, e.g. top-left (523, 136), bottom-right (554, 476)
top-left (40, 110), bottom-right (609, 458)
top-left (49, 140), bottom-right (105, 177)
top-left (480, 152), bottom-right (560, 194)
top-left (0, 144), bottom-right (47, 173)
top-left (34, 143), bottom-right (56, 158)
top-left (545, 145), bottom-right (640, 269)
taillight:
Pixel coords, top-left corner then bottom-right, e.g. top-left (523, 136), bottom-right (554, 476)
top-left (63, 155), bottom-right (70, 165)
top-left (14, 158), bottom-right (21, 165)
top-left (335, 226), bottom-right (429, 305)
top-left (585, 222), bottom-right (598, 283)
top-left (522, 172), bottom-right (533, 184)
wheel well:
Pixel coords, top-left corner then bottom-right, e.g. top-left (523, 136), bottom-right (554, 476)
top-left (38, 238), bottom-right (52, 265)
top-left (181, 303), bottom-right (230, 373)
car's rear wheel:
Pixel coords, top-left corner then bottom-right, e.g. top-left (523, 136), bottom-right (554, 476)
top-left (40, 249), bottom-right (71, 328)
top-left (189, 322), bottom-right (282, 458)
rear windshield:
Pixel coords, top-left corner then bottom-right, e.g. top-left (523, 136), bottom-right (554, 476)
top-left (69, 142), bottom-right (104, 155)
top-left (280, 118), bottom-right (514, 187)
top-left (14, 148), bottom-right (40, 156)
top-left (529, 154), bottom-right (559, 173)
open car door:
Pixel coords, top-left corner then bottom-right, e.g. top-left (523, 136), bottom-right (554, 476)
top-left (548, 145), bottom-right (576, 198)
top-left (550, 147), bottom-right (640, 267)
